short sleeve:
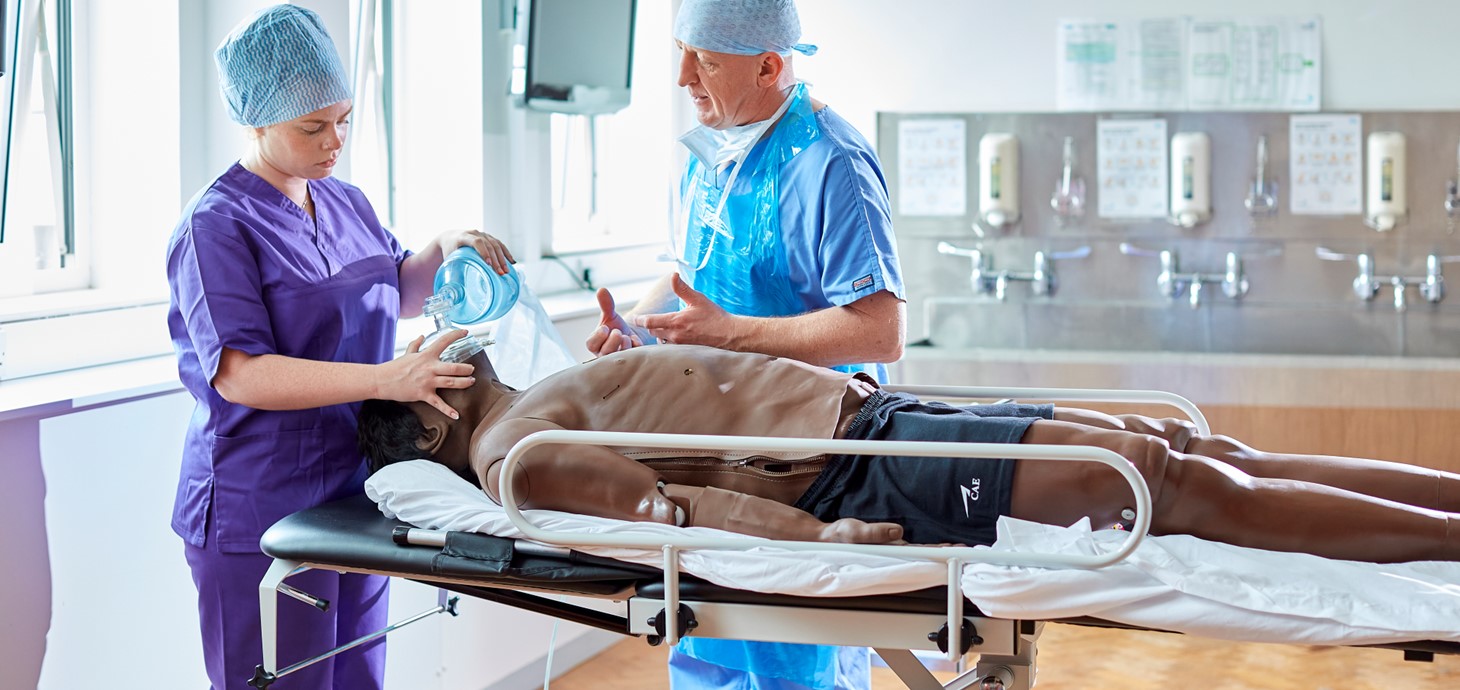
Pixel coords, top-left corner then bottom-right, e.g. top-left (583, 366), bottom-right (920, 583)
top-left (168, 219), bottom-right (277, 383)
top-left (814, 145), bottom-right (905, 307)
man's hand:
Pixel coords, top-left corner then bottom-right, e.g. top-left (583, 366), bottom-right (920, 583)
top-left (585, 288), bottom-right (651, 357)
top-left (632, 274), bottom-right (739, 349)
top-left (376, 329), bottom-right (475, 419)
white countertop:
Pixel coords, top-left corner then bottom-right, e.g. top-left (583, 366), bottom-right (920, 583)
top-left (895, 346), bottom-right (1460, 410)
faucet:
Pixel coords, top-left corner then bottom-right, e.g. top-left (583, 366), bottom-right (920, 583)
top-left (1316, 248), bottom-right (1460, 312)
top-left (1049, 136), bottom-right (1086, 225)
top-left (938, 242), bottom-right (1091, 300)
top-left (1447, 142), bottom-right (1460, 227)
top-left (1120, 243), bottom-right (1269, 309)
top-left (1244, 135), bottom-right (1278, 219)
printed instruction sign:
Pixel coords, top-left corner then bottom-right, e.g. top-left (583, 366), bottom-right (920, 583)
top-left (1058, 16), bottom-right (1321, 111)
top-left (1097, 119), bottom-right (1169, 219)
top-left (1289, 113), bottom-right (1363, 215)
top-left (1057, 18), bottom-right (1185, 111)
top-left (896, 119), bottom-right (967, 217)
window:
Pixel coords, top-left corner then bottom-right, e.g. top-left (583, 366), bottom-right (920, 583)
top-left (0, 0), bottom-right (181, 381)
top-left (546, 0), bottom-right (675, 255)
top-left (0, 0), bottom-right (84, 297)
top-left (375, 0), bottom-right (675, 295)
top-left (376, 0), bottom-right (485, 254)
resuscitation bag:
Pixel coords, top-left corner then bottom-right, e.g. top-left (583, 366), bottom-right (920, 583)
top-left (434, 246), bottom-right (522, 325)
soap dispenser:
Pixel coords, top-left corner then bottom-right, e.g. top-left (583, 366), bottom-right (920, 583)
top-left (1365, 131), bottom-right (1407, 232)
top-left (1169, 132), bottom-right (1212, 229)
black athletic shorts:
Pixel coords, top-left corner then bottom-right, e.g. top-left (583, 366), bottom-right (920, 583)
top-left (794, 391), bottom-right (1053, 546)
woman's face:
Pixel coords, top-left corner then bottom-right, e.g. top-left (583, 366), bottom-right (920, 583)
top-left (253, 99), bottom-right (352, 180)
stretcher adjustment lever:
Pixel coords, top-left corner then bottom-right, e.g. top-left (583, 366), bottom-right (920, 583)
top-left (928, 618), bottom-right (980, 655)
top-left (277, 582), bottom-right (329, 612)
top-left (645, 604), bottom-right (698, 647)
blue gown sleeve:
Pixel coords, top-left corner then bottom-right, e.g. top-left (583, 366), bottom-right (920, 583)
top-left (813, 144), bottom-right (904, 307)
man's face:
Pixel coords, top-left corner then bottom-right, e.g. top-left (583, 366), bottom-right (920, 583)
top-left (676, 42), bottom-right (766, 130)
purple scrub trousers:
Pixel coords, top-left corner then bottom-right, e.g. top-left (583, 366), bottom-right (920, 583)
top-left (185, 542), bottom-right (388, 689)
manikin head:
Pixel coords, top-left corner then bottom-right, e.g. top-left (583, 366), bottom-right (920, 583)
top-left (672, 0), bottom-right (813, 129)
top-left (357, 349), bottom-right (502, 483)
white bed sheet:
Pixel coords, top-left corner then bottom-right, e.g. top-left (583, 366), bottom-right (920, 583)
top-left (365, 460), bottom-right (1460, 646)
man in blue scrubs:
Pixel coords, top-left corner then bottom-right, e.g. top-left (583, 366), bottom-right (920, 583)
top-left (585, 1), bottom-right (905, 687)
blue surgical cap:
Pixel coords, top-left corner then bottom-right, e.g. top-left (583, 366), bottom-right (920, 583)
top-left (674, 0), bottom-right (818, 57)
top-left (215, 4), bottom-right (352, 127)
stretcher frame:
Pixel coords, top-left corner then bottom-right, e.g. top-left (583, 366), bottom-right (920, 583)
top-left (248, 385), bottom-right (1454, 690)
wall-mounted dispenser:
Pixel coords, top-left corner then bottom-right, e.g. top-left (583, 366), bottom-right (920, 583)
top-left (1169, 132), bottom-right (1212, 228)
top-left (1365, 131), bottom-right (1407, 232)
top-left (978, 133), bottom-right (1020, 232)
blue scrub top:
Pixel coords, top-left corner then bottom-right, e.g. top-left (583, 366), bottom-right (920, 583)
top-left (166, 163), bottom-right (409, 553)
top-left (773, 105), bottom-right (904, 313)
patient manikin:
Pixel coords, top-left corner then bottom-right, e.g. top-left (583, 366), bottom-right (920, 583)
top-left (359, 341), bottom-right (1460, 563)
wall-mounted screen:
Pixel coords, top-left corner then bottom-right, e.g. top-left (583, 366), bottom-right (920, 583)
top-left (519, 0), bottom-right (636, 115)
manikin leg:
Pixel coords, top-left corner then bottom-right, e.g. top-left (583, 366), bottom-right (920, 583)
top-left (1053, 408), bottom-right (1460, 512)
top-left (1013, 420), bottom-right (1460, 563)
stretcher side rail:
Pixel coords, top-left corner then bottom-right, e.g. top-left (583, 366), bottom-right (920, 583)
top-left (498, 428), bottom-right (1155, 664)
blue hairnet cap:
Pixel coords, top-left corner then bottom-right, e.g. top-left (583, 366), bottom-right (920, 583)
top-left (674, 0), bottom-right (818, 57)
top-left (215, 4), bottom-right (352, 127)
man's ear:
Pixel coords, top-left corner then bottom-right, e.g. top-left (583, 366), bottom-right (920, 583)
top-left (757, 51), bottom-right (784, 86)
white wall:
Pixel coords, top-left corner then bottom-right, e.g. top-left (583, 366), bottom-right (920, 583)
top-left (795, 0), bottom-right (1460, 143)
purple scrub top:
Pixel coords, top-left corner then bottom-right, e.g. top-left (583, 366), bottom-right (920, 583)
top-left (166, 163), bottom-right (410, 553)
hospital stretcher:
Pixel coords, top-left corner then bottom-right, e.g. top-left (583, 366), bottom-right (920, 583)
top-left (248, 386), bottom-right (1460, 690)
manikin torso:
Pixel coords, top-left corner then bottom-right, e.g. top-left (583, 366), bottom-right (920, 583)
top-left (472, 344), bottom-right (867, 479)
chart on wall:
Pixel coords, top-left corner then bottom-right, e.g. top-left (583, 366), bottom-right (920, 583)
top-left (1289, 114), bottom-right (1363, 215)
top-left (896, 119), bottom-right (968, 217)
top-left (1096, 118), bottom-right (1169, 219)
top-left (1057, 16), bottom-right (1321, 111)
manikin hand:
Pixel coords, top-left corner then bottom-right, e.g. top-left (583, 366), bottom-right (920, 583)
top-left (585, 288), bottom-right (652, 357)
top-left (632, 274), bottom-right (738, 349)
top-left (377, 329), bottom-right (475, 419)
top-left (438, 229), bottom-right (515, 274)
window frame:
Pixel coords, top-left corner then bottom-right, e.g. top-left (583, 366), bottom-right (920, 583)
top-left (0, 0), bottom-right (83, 293)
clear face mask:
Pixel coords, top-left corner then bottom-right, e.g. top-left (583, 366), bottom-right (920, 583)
top-left (673, 84), bottom-right (800, 272)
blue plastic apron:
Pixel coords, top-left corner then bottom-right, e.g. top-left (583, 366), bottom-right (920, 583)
top-left (669, 84), bottom-right (874, 690)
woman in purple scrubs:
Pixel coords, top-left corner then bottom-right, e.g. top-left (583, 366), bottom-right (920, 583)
top-left (165, 6), bottom-right (511, 688)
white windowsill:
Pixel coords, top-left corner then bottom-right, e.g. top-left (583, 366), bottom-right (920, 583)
top-left (0, 278), bottom-right (660, 421)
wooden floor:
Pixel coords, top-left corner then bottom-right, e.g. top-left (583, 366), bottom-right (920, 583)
top-left (546, 625), bottom-right (1460, 690)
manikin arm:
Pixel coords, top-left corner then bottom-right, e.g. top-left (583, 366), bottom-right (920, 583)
top-left (477, 419), bottom-right (901, 543)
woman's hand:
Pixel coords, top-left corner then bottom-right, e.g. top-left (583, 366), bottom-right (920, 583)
top-left (375, 329), bottom-right (476, 419)
top-left (439, 229), bottom-right (515, 275)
